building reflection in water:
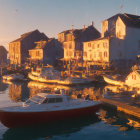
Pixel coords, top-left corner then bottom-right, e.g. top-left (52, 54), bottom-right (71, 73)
top-left (98, 106), bottom-right (140, 132)
top-left (28, 81), bottom-right (104, 101)
top-left (5, 80), bottom-right (140, 136)
top-left (7, 81), bottom-right (104, 103)
top-left (0, 80), bottom-right (8, 92)
top-left (8, 82), bottom-right (29, 102)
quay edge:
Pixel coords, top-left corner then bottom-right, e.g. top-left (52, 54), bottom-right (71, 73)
top-left (100, 97), bottom-right (140, 119)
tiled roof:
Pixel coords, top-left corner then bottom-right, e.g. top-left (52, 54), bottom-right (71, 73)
top-left (106, 13), bottom-right (140, 28)
top-left (59, 25), bottom-right (101, 42)
top-left (0, 46), bottom-right (8, 53)
top-left (10, 29), bottom-right (48, 43)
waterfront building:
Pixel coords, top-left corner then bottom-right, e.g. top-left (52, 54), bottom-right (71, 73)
top-left (29, 38), bottom-right (63, 66)
top-left (83, 13), bottom-right (140, 69)
top-left (9, 30), bottom-right (48, 65)
top-left (0, 46), bottom-right (7, 65)
top-left (58, 23), bottom-right (100, 65)
top-left (125, 65), bottom-right (140, 88)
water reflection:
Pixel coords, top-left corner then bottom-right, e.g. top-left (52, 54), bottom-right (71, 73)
top-left (2, 80), bottom-right (104, 104)
top-left (8, 81), bottom-right (29, 102)
top-left (1, 80), bottom-right (140, 139)
top-left (98, 106), bottom-right (140, 132)
top-left (28, 81), bottom-right (103, 101)
top-left (0, 80), bottom-right (8, 92)
top-left (3, 114), bottom-right (100, 140)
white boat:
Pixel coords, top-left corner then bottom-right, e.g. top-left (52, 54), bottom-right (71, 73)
top-left (28, 66), bottom-right (61, 84)
top-left (28, 66), bottom-right (93, 85)
top-left (27, 81), bottom-right (70, 90)
top-left (57, 77), bottom-right (92, 85)
top-left (2, 73), bottom-right (25, 81)
top-left (0, 90), bottom-right (101, 128)
top-left (103, 75), bottom-right (125, 86)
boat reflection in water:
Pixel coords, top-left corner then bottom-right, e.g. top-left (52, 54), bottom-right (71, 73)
top-left (0, 80), bottom-right (8, 93)
top-left (3, 114), bottom-right (100, 140)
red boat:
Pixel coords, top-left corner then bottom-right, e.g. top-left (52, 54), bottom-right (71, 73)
top-left (0, 90), bottom-right (101, 128)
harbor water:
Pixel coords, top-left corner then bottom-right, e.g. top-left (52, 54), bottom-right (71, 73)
top-left (0, 80), bottom-right (140, 140)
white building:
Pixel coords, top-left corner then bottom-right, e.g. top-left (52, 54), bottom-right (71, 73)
top-left (83, 13), bottom-right (140, 68)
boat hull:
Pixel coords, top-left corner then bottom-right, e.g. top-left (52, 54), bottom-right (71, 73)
top-left (103, 76), bottom-right (124, 86)
top-left (28, 73), bottom-right (93, 85)
top-left (0, 105), bottom-right (100, 128)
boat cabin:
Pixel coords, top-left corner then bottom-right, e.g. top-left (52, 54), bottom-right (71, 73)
top-left (25, 93), bottom-right (65, 106)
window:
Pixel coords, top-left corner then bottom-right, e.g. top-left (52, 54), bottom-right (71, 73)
top-left (88, 43), bottom-right (91, 47)
top-left (65, 44), bottom-right (67, 49)
top-left (132, 75), bottom-right (136, 80)
top-left (47, 98), bottom-right (56, 103)
top-left (99, 52), bottom-right (102, 57)
top-left (56, 98), bottom-right (63, 102)
top-left (97, 44), bottom-right (100, 48)
top-left (90, 54), bottom-right (92, 59)
top-left (104, 51), bottom-right (107, 57)
top-left (84, 52), bottom-right (87, 57)
top-left (69, 44), bottom-right (72, 49)
top-left (92, 44), bottom-right (95, 49)
top-left (43, 98), bottom-right (63, 103)
top-left (103, 42), bottom-right (107, 48)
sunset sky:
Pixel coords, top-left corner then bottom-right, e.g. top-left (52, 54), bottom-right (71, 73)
top-left (0, 0), bottom-right (140, 50)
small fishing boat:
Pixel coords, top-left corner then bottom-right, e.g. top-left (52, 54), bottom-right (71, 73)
top-left (0, 90), bottom-right (101, 128)
top-left (28, 66), bottom-right (93, 85)
top-left (28, 66), bottom-right (61, 84)
top-left (57, 77), bottom-right (92, 85)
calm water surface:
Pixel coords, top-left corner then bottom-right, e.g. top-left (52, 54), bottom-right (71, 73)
top-left (0, 80), bottom-right (140, 140)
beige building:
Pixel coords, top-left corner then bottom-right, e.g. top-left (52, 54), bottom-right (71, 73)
top-left (83, 13), bottom-right (140, 68)
top-left (58, 24), bottom-right (100, 63)
top-left (9, 29), bottom-right (48, 65)
top-left (29, 39), bottom-right (63, 66)
top-left (83, 37), bottom-right (109, 64)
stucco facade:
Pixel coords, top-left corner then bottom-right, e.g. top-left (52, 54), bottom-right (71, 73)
top-left (29, 39), bottom-right (63, 66)
top-left (83, 13), bottom-right (140, 68)
top-left (58, 24), bottom-right (101, 62)
top-left (9, 30), bottom-right (48, 65)
top-left (83, 38), bottom-right (109, 63)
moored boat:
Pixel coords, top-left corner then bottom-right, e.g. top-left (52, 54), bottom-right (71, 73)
top-left (28, 66), bottom-right (61, 84)
top-left (103, 75), bottom-right (125, 86)
top-left (28, 66), bottom-right (93, 85)
top-left (57, 77), bottom-right (92, 85)
top-left (0, 90), bottom-right (101, 128)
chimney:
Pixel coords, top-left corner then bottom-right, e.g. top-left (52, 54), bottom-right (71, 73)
top-left (83, 25), bottom-right (88, 30)
top-left (91, 21), bottom-right (94, 26)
